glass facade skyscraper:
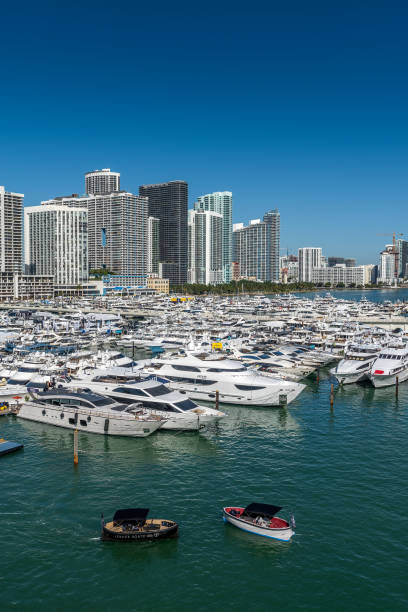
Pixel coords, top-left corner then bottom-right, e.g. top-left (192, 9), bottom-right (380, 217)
top-left (139, 181), bottom-right (188, 286)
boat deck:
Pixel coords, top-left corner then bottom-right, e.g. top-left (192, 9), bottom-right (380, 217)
top-left (105, 519), bottom-right (174, 533)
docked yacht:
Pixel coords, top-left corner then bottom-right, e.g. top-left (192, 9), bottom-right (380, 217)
top-left (144, 353), bottom-right (305, 406)
top-left (17, 389), bottom-right (165, 436)
top-left (332, 343), bottom-right (381, 385)
top-left (65, 378), bottom-right (225, 431)
top-left (369, 345), bottom-right (408, 388)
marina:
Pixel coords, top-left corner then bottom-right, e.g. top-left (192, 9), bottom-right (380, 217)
top-left (2, 289), bottom-right (408, 610)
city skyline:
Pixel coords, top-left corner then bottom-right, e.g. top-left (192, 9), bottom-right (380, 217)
top-left (2, 2), bottom-right (407, 265)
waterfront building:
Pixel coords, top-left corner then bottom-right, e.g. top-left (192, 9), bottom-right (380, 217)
top-left (298, 247), bottom-right (322, 282)
top-left (0, 186), bottom-right (23, 274)
top-left (24, 205), bottom-right (88, 289)
top-left (147, 217), bottom-right (160, 274)
top-left (139, 181), bottom-right (188, 286)
top-left (0, 272), bottom-right (54, 300)
top-left (188, 209), bottom-right (223, 285)
top-left (378, 246), bottom-right (396, 284)
top-left (85, 168), bottom-right (120, 195)
top-left (42, 192), bottom-right (148, 276)
top-left (312, 265), bottom-right (365, 287)
top-left (279, 255), bottom-right (299, 283)
top-left (194, 192), bottom-right (232, 282)
top-left (328, 256), bottom-right (356, 267)
top-left (232, 210), bottom-right (280, 282)
top-left (396, 239), bottom-right (408, 278)
top-left (231, 261), bottom-right (240, 281)
top-left (147, 276), bottom-right (170, 294)
top-left (362, 264), bottom-right (378, 285)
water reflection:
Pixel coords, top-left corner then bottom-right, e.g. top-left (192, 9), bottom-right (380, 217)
top-left (222, 521), bottom-right (293, 560)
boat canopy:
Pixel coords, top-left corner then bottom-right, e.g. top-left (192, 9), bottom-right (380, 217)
top-left (244, 503), bottom-right (282, 518)
top-left (112, 508), bottom-right (149, 522)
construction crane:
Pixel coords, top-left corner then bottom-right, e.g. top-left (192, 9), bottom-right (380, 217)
top-left (377, 232), bottom-right (404, 278)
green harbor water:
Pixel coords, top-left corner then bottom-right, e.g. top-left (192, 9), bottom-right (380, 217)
top-left (2, 290), bottom-right (408, 611)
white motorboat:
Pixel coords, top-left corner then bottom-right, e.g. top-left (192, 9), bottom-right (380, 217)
top-left (144, 353), bottom-right (305, 406)
top-left (331, 343), bottom-right (381, 385)
top-left (369, 345), bottom-right (408, 388)
top-left (223, 502), bottom-right (295, 541)
top-left (65, 378), bottom-right (226, 431)
top-left (17, 389), bottom-right (165, 437)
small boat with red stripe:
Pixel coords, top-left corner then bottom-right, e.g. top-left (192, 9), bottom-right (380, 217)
top-left (223, 502), bottom-right (295, 541)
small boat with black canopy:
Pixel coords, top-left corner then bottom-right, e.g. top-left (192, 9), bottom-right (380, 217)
top-left (223, 502), bottom-right (295, 541)
top-left (101, 508), bottom-right (178, 541)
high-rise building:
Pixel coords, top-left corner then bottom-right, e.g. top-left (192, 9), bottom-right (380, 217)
top-left (312, 265), bottom-right (365, 286)
top-left (232, 209), bottom-right (280, 281)
top-left (139, 181), bottom-right (188, 286)
top-left (147, 217), bottom-right (160, 274)
top-left (194, 192), bottom-right (232, 282)
top-left (42, 192), bottom-right (148, 276)
top-left (397, 239), bottom-right (408, 278)
top-left (24, 205), bottom-right (88, 287)
top-left (298, 248), bottom-right (322, 282)
top-left (188, 209), bottom-right (223, 285)
top-left (379, 245), bottom-right (396, 284)
top-left (85, 168), bottom-right (120, 195)
top-left (0, 186), bottom-right (23, 273)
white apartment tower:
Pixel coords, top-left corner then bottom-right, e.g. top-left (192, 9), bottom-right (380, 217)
top-left (232, 210), bottom-right (280, 281)
top-left (188, 209), bottom-right (223, 285)
top-left (42, 192), bottom-right (148, 275)
top-left (24, 205), bottom-right (88, 286)
top-left (379, 246), bottom-right (396, 284)
top-left (194, 192), bottom-right (232, 282)
top-left (85, 168), bottom-right (120, 195)
top-left (0, 186), bottom-right (23, 273)
top-left (298, 247), bottom-right (322, 282)
top-left (147, 216), bottom-right (160, 274)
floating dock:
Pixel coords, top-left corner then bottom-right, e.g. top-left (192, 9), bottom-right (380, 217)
top-left (0, 439), bottom-right (24, 456)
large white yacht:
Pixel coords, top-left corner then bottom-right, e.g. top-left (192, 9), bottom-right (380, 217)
top-left (331, 343), bottom-right (381, 385)
top-left (67, 378), bottom-right (225, 431)
top-left (17, 389), bottom-right (165, 436)
top-left (143, 353), bottom-right (305, 406)
top-left (368, 345), bottom-right (408, 388)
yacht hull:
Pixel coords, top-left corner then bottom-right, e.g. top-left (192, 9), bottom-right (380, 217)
top-left (223, 509), bottom-right (294, 541)
top-left (17, 404), bottom-right (162, 437)
top-left (369, 368), bottom-right (408, 388)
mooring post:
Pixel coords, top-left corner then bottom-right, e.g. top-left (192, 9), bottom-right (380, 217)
top-left (316, 369), bottom-right (320, 384)
top-left (396, 375), bottom-right (399, 398)
top-left (74, 429), bottom-right (79, 465)
top-left (330, 383), bottom-right (334, 408)
top-left (215, 390), bottom-right (219, 410)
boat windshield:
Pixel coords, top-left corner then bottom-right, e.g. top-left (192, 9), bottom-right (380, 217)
top-left (8, 378), bottom-right (30, 385)
top-left (91, 396), bottom-right (116, 407)
top-left (147, 385), bottom-right (170, 397)
top-left (175, 399), bottom-right (198, 411)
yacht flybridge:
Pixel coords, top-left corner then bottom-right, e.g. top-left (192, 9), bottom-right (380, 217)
top-left (144, 353), bottom-right (305, 406)
top-left (17, 389), bottom-right (165, 437)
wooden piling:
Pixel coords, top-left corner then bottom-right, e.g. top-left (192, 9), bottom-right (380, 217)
top-left (316, 369), bottom-right (320, 384)
top-left (215, 390), bottom-right (219, 410)
top-left (396, 376), bottom-right (399, 398)
top-left (330, 383), bottom-right (334, 408)
top-left (74, 429), bottom-right (79, 465)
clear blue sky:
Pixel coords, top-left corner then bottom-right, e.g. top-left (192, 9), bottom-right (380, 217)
top-left (1, 0), bottom-right (407, 264)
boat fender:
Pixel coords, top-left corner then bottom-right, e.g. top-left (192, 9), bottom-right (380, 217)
top-left (104, 418), bottom-right (109, 432)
